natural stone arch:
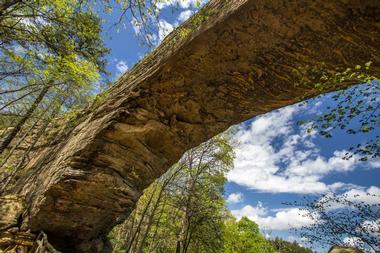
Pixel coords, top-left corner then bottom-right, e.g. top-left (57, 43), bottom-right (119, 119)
top-left (1, 0), bottom-right (380, 252)
top-left (328, 246), bottom-right (364, 253)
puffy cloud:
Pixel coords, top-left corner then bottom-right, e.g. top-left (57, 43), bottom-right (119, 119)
top-left (227, 104), bottom-right (370, 194)
top-left (313, 186), bottom-right (380, 213)
top-left (343, 237), bottom-right (364, 248)
top-left (343, 186), bottom-right (380, 205)
top-left (131, 18), bottom-right (143, 35)
top-left (116, 60), bottom-right (129, 75)
top-left (231, 202), bottom-right (315, 231)
top-left (157, 0), bottom-right (206, 10)
top-left (361, 219), bottom-right (380, 252)
top-left (130, 17), bottom-right (159, 45)
top-left (131, 1), bottom-right (201, 45)
top-left (344, 219), bottom-right (380, 252)
top-left (286, 236), bottom-right (309, 248)
top-left (178, 10), bottom-right (194, 22)
top-left (156, 0), bottom-right (176, 9)
top-left (231, 186), bottom-right (380, 231)
top-left (231, 202), bottom-right (267, 219)
top-left (132, 12), bottom-right (189, 45)
top-left (158, 19), bottom-right (175, 42)
top-left (361, 219), bottom-right (380, 237)
top-left (368, 159), bottom-right (380, 168)
top-left (131, 18), bottom-right (176, 44)
top-left (226, 192), bottom-right (244, 204)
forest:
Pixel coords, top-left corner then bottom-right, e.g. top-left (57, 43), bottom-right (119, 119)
top-left (0, 0), bottom-right (379, 253)
top-left (108, 135), bottom-right (315, 253)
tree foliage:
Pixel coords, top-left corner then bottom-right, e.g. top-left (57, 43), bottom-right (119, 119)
top-left (299, 62), bottom-right (379, 161)
top-left (0, 0), bottom-right (208, 191)
top-left (223, 217), bottom-right (275, 253)
top-left (109, 134), bottom-right (235, 253)
top-left (292, 192), bottom-right (380, 252)
top-left (0, 0), bottom-right (109, 192)
top-left (108, 134), bottom-right (286, 253)
top-left (269, 237), bottom-right (314, 253)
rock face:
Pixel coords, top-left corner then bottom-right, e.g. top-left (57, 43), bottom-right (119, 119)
top-left (328, 246), bottom-right (364, 253)
top-left (0, 195), bottom-right (23, 231)
top-left (1, 0), bottom-right (380, 252)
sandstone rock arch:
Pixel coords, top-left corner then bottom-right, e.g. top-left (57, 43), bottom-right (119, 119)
top-left (1, 0), bottom-right (380, 252)
top-left (328, 246), bottom-right (364, 253)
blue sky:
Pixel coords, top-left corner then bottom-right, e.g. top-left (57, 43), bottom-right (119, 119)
top-left (97, 1), bottom-right (380, 251)
top-left (98, 0), bottom-right (205, 81)
top-left (225, 95), bottom-right (380, 250)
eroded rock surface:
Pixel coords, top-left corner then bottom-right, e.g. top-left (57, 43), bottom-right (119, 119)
top-left (1, 0), bottom-right (380, 252)
top-left (328, 246), bottom-right (364, 253)
top-left (0, 195), bottom-right (23, 231)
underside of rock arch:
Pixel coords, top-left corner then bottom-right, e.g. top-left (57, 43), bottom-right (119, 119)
top-left (1, 0), bottom-right (380, 252)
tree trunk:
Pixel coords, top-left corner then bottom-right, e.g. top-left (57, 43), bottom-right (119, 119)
top-left (176, 148), bottom-right (208, 253)
top-left (1, 0), bottom-right (380, 252)
top-left (125, 184), bottom-right (157, 253)
top-left (176, 199), bottom-right (191, 253)
top-left (0, 85), bottom-right (49, 154)
top-left (146, 197), bottom-right (167, 252)
top-left (135, 181), bottom-right (168, 253)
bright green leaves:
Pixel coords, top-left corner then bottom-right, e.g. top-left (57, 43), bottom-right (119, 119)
top-left (270, 237), bottom-right (313, 253)
top-left (109, 134), bottom-right (237, 253)
top-left (223, 217), bottom-right (275, 253)
top-left (297, 60), bottom-right (379, 161)
top-left (195, 0), bottom-right (202, 9)
top-left (0, 0), bottom-right (109, 179)
top-left (237, 217), bottom-right (260, 236)
top-left (293, 61), bottom-right (377, 96)
top-left (0, 0), bottom-right (108, 110)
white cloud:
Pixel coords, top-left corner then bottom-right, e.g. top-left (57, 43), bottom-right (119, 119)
top-left (343, 186), bottom-right (380, 205)
top-left (343, 236), bottom-right (364, 248)
top-left (156, 0), bottom-right (175, 9)
top-left (158, 19), bottom-right (175, 42)
top-left (157, 0), bottom-right (206, 10)
top-left (131, 18), bottom-right (142, 35)
top-left (231, 186), bottom-right (380, 232)
top-left (356, 218), bottom-right (380, 252)
top-left (368, 159), bottom-right (380, 168)
top-left (287, 235), bottom-right (304, 242)
top-left (231, 202), bottom-right (267, 218)
top-left (227, 104), bottom-right (371, 194)
top-left (131, 1), bottom-right (202, 45)
top-left (231, 202), bottom-right (315, 231)
top-left (226, 192), bottom-right (244, 203)
top-left (361, 219), bottom-right (380, 252)
top-left (361, 219), bottom-right (380, 236)
top-left (316, 186), bottom-right (380, 212)
top-left (178, 10), bottom-right (194, 22)
top-left (286, 236), bottom-right (309, 248)
top-left (130, 18), bottom-right (158, 45)
top-left (178, 0), bottom-right (202, 8)
top-left (116, 60), bottom-right (129, 75)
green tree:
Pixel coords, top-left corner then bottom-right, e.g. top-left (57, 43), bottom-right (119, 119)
top-left (0, 0), bottom-right (109, 191)
top-left (298, 63), bottom-right (379, 161)
top-left (270, 237), bottom-right (313, 253)
top-left (0, 0), bottom-right (205, 190)
top-left (109, 134), bottom-right (235, 253)
top-left (223, 217), bottom-right (275, 253)
top-left (292, 193), bottom-right (380, 252)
